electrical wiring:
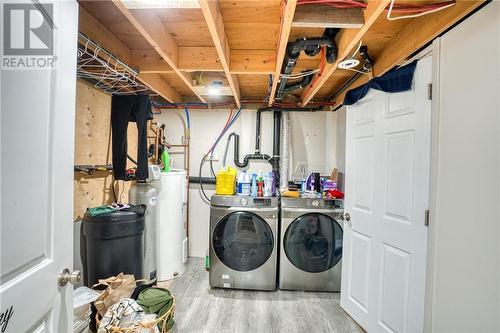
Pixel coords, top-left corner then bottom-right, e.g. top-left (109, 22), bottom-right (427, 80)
top-left (387, 0), bottom-right (455, 20)
top-left (297, 0), bottom-right (456, 16)
top-left (343, 67), bottom-right (371, 75)
top-left (280, 69), bottom-right (320, 79)
top-left (199, 155), bottom-right (212, 202)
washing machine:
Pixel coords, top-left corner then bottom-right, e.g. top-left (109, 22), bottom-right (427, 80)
top-left (209, 195), bottom-right (278, 291)
top-left (279, 197), bottom-right (344, 292)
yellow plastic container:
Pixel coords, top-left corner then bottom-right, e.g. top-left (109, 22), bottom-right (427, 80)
top-left (216, 167), bottom-right (237, 195)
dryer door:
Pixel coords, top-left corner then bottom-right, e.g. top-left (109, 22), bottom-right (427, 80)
top-left (213, 211), bottom-right (274, 272)
top-left (284, 213), bottom-right (343, 273)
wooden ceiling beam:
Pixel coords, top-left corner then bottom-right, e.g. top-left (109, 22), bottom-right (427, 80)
top-left (373, 0), bottom-right (484, 77)
top-left (329, 0), bottom-right (485, 107)
top-left (300, 0), bottom-right (390, 106)
top-left (268, 0), bottom-right (298, 106)
top-left (138, 73), bottom-right (182, 101)
top-left (292, 5), bottom-right (364, 29)
top-left (199, 0), bottom-right (241, 107)
top-left (131, 49), bottom-right (173, 73)
top-left (132, 47), bottom-right (275, 74)
top-left (112, 0), bottom-right (207, 103)
top-left (78, 6), bottom-right (181, 103)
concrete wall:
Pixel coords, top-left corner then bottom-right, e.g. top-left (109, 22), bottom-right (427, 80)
top-left (156, 109), bottom-right (338, 257)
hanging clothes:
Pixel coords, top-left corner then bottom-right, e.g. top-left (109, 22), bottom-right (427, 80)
top-left (343, 60), bottom-right (418, 106)
top-left (111, 95), bottom-right (153, 181)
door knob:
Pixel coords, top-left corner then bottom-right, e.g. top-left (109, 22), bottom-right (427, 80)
top-left (343, 213), bottom-right (352, 228)
top-left (58, 268), bottom-right (81, 286)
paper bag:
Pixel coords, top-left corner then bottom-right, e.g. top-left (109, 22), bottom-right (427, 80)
top-left (93, 273), bottom-right (136, 316)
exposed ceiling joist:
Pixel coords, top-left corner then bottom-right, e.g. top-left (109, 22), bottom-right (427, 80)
top-left (300, 0), bottom-right (390, 106)
top-left (79, 6), bottom-right (131, 64)
top-left (292, 5), bottom-right (364, 29)
top-left (132, 48), bottom-right (275, 74)
top-left (373, 0), bottom-right (484, 77)
top-left (78, 6), bottom-right (180, 102)
top-left (199, 0), bottom-right (241, 107)
top-left (330, 0), bottom-right (485, 107)
top-left (268, 0), bottom-right (298, 106)
top-left (138, 73), bottom-right (182, 101)
top-left (131, 49), bottom-right (173, 73)
top-left (306, 1), bottom-right (485, 107)
top-left (112, 0), bottom-right (207, 103)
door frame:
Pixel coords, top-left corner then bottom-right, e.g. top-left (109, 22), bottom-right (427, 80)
top-left (422, 37), bottom-right (441, 333)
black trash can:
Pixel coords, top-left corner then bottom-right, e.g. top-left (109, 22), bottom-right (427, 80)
top-left (81, 208), bottom-right (145, 287)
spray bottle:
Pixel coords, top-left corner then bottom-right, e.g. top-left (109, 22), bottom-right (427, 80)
top-left (251, 173), bottom-right (258, 197)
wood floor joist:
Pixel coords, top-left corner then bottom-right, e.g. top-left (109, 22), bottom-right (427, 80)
top-left (330, 0), bottom-right (485, 106)
top-left (78, 6), bottom-right (181, 103)
top-left (268, 0), bottom-right (298, 106)
top-left (199, 0), bottom-right (241, 107)
top-left (300, 0), bottom-right (390, 106)
top-left (112, 0), bottom-right (207, 103)
top-left (132, 48), bottom-right (275, 74)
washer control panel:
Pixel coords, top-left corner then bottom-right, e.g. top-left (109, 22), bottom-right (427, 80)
top-left (253, 198), bottom-right (272, 207)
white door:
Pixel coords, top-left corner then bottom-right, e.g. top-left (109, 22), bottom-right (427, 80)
top-left (341, 56), bottom-right (432, 333)
top-left (0, 1), bottom-right (78, 331)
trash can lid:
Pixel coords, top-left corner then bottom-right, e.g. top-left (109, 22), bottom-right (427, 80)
top-left (82, 209), bottom-right (145, 239)
top-left (84, 209), bottom-right (144, 223)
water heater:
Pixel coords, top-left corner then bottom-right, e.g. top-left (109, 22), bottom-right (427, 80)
top-left (157, 169), bottom-right (188, 280)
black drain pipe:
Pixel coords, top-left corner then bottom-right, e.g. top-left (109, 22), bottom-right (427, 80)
top-left (276, 28), bottom-right (340, 101)
top-left (228, 107), bottom-right (322, 188)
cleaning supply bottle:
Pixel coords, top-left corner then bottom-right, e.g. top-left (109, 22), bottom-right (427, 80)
top-left (251, 173), bottom-right (258, 197)
top-left (257, 180), bottom-right (264, 197)
top-left (263, 173), bottom-right (273, 197)
top-left (161, 150), bottom-right (170, 172)
top-left (271, 171), bottom-right (276, 196)
top-left (237, 171), bottom-right (251, 196)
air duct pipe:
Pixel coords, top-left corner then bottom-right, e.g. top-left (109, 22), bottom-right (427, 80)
top-left (279, 112), bottom-right (291, 191)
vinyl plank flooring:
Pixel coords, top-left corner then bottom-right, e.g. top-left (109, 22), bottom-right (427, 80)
top-left (168, 258), bottom-right (363, 333)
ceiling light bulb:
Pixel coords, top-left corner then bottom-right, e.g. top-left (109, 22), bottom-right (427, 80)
top-left (208, 86), bottom-right (221, 96)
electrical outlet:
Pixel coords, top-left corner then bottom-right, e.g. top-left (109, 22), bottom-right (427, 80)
top-left (208, 152), bottom-right (219, 161)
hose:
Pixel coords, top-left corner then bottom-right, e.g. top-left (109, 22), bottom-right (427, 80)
top-left (199, 155), bottom-right (212, 202)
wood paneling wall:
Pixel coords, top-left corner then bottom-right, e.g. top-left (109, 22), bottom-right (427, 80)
top-left (73, 80), bottom-right (137, 220)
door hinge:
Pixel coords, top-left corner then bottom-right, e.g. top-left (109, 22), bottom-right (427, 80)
top-left (424, 209), bottom-right (430, 226)
top-left (427, 83), bottom-right (433, 100)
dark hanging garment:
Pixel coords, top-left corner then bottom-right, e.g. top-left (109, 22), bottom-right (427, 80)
top-left (111, 95), bottom-right (153, 181)
top-left (343, 60), bottom-right (418, 106)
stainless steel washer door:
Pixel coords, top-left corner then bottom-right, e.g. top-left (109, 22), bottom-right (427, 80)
top-left (212, 211), bottom-right (274, 272)
top-left (284, 213), bottom-right (343, 273)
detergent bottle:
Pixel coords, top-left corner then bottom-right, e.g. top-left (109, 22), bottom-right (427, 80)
top-left (237, 171), bottom-right (251, 196)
